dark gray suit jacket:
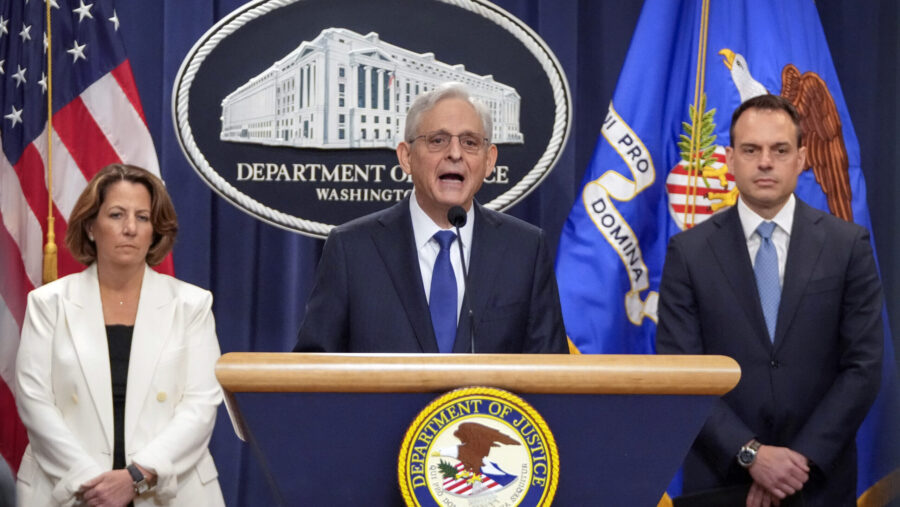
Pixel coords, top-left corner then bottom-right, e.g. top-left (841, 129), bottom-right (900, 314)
top-left (294, 198), bottom-right (567, 353)
top-left (656, 199), bottom-right (882, 505)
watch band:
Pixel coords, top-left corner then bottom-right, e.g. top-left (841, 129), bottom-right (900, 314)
top-left (126, 463), bottom-right (150, 494)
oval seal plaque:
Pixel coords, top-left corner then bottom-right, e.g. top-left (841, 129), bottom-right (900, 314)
top-left (398, 387), bottom-right (559, 506)
top-left (174, 0), bottom-right (571, 237)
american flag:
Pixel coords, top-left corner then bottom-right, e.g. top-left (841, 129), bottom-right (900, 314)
top-left (0, 0), bottom-right (168, 472)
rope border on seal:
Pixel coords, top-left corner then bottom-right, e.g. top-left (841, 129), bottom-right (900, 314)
top-left (397, 386), bottom-right (560, 506)
top-left (172, 0), bottom-right (572, 238)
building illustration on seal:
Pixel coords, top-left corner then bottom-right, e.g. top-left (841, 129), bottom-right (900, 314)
top-left (220, 28), bottom-right (523, 149)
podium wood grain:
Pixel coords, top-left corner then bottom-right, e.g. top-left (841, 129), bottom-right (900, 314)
top-left (216, 352), bottom-right (739, 395)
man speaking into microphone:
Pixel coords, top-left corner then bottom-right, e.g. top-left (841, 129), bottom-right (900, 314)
top-left (293, 82), bottom-right (567, 353)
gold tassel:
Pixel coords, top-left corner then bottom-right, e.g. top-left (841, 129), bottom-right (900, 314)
top-left (42, 216), bottom-right (58, 284)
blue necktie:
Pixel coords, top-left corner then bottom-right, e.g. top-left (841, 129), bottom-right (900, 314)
top-left (754, 222), bottom-right (780, 342)
top-left (430, 230), bottom-right (457, 353)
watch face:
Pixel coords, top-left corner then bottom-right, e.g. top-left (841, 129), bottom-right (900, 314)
top-left (738, 449), bottom-right (755, 465)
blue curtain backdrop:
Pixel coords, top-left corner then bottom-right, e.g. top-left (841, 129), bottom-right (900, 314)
top-left (112, 1), bottom-right (898, 504)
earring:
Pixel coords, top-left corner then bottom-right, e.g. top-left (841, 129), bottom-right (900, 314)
top-left (88, 234), bottom-right (95, 242)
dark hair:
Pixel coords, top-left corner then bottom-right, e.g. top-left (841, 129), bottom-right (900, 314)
top-left (66, 164), bottom-right (178, 266)
top-left (729, 94), bottom-right (803, 147)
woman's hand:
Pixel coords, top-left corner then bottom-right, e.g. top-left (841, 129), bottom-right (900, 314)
top-left (78, 469), bottom-right (135, 507)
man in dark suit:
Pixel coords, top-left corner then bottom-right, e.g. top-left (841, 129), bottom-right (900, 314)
top-left (656, 94), bottom-right (882, 506)
top-left (294, 82), bottom-right (567, 354)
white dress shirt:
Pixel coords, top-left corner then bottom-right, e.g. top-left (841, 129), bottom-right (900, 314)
top-left (737, 194), bottom-right (795, 286)
top-left (410, 193), bottom-right (474, 323)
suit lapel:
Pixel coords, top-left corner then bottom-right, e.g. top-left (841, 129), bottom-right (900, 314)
top-left (774, 201), bottom-right (825, 350)
top-left (125, 266), bottom-right (176, 443)
top-left (62, 264), bottom-right (114, 452)
top-left (372, 200), bottom-right (439, 352)
top-left (706, 207), bottom-right (773, 352)
top-left (453, 204), bottom-right (503, 353)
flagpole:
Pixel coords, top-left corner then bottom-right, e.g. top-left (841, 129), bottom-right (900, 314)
top-left (42, 0), bottom-right (57, 284)
top-left (684, 0), bottom-right (711, 229)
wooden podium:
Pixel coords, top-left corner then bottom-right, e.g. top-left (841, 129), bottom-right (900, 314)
top-left (216, 353), bottom-right (739, 505)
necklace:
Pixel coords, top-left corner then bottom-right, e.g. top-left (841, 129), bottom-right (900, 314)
top-left (102, 290), bottom-right (129, 306)
top-left (99, 280), bottom-right (139, 308)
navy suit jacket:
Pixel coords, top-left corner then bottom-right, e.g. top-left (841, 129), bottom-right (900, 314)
top-left (656, 199), bottom-right (882, 505)
top-left (294, 198), bottom-right (568, 353)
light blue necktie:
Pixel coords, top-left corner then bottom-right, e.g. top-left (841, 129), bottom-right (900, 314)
top-left (430, 231), bottom-right (457, 353)
top-left (754, 222), bottom-right (780, 342)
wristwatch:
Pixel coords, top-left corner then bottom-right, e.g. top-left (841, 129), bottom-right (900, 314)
top-left (126, 463), bottom-right (151, 495)
top-left (737, 439), bottom-right (762, 468)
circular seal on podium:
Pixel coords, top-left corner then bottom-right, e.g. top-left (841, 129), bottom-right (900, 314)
top-left (398, 387), bottom-right (558, 506)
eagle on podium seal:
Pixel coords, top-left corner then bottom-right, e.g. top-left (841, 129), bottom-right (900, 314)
top-left (398, 387), bottom-right (558, 506)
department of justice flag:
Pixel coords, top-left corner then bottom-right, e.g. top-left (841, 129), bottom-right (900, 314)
top-left (555, 0), bottom-right (900, 503)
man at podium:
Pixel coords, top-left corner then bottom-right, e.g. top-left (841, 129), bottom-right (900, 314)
top-left (656, 95), bottom-right (882, 506)
top-left (294, 82), bottom-right (567, 354)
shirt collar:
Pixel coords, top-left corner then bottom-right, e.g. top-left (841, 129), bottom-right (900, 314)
top-left (409, 192), bottom-right (475, 249)
top-left (737, 193), bottom-right (795, 241)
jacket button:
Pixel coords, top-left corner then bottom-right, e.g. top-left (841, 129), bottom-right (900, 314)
top-left (157, 392), bottom-right (167, 402)
top-left (770, 360), bottom-right (780, 368)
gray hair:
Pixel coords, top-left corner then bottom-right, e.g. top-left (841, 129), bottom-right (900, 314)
top-left (404, 82), bottom-right (493, 143)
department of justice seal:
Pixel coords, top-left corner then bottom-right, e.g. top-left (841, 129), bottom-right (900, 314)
top-left (398, 387), bottom-right (558, 506)
top-left (173, 0), bottom-right (570, 238)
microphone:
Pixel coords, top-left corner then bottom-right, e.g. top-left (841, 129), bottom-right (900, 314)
top-left (447, 205), bottom-right (467, 229)
top-left (447, 206), bottom-right (475, 353)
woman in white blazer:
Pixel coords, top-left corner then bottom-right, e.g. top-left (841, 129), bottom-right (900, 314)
top-left (15, 164), bottom-right (225, 506)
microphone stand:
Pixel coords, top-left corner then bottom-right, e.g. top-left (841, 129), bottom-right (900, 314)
top-left (448, 206), bottom-right (475, 353)
top-left (454, 227), bottom-right (475, 353)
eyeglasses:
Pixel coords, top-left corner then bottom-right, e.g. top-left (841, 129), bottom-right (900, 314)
top-left (409, 132), bottom-right (490, 153)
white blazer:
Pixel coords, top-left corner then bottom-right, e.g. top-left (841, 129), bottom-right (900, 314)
top-left (15, 264), bottom-right (225, 506)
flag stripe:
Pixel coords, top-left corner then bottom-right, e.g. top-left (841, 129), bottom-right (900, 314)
top-left (0, 214), bottom-right (33, 329)
top-left (669, 203), bottom-right (713, 215)
top-left (110, 60), bottom-right (149, 128)
top-left (0, 158), bottom-right (44, 287)
top-left (81, 73), bottom-right (159, 172)
top-left (0, 300), bottom-right (21, 384)
top-left (44, 131), bottom-right (88, 221)
top-left (665, 184), bottom-right (723, 195)
top-left (10, 145), bottom-right (54, 254)
top-left (0, 376), bottom-right (27, 471)
top-left (0, 297), bottom-right (26, 472)
top-left (52, 97), bottom-right (123, 182)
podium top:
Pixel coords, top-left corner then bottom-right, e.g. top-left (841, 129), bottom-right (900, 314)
top-left (216, 353), bottom-right (740, 396)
